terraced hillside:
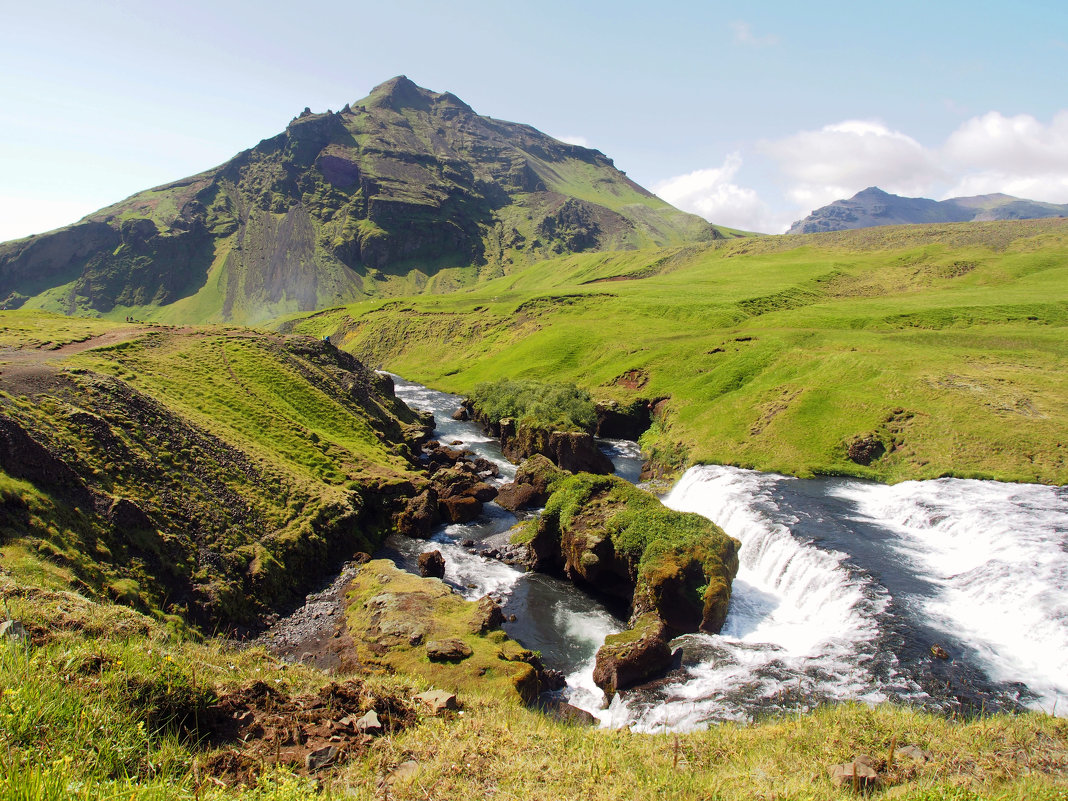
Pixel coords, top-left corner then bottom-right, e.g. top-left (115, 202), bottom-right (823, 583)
top-left (292, 217), bottom-right (1068, 484)
top-left (0, 77), bottom-right (721, 325)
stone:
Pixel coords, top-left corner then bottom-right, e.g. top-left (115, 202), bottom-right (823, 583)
top-left (827, 756), bottom-right (879, 789)
top-left (305, 744), bottom-right (339, 771)
top-left (451, 407), bottom-right (469, 421)
top-left (897, 745), bottom-right (930, 763)
top-left (469, 595), bottom-right (504, 634)
top-left (439, 495), bottom-right (482, 524)
top-left (0, 620), bottom-right (27, 643)
top-left (355, 709), bottom-right (382, 734)
top-left (592, 614), bottom-right (673, 698)
top-left (930, 644), bottom-right (950, 659)
top-left (395, 489), bottom-right (438, 538)
top-left (464, 482), bottom-right (498, 503)
top-left (415, 689), bottom-right (458, 715)
top-left (494, 482), bottom-right (540, 513)
top-left (426, 638), bottom-right (473, 662)
top-left (418, 549), bottom-right (445, 579)
top-left (389, 759), bottom-right (421, 783)
top-left (538, 698), bottom-right (598, 726)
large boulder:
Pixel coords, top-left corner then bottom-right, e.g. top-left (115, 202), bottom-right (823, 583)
top-left (530, 473), bottom-right (739, 635)
top-left (495, 482), bottom-right (540, 513)
top-left (469, 595), bottom-right (504, 634)
top-left (417, 550), bottom-right (445, 579)
top-left (495, 454), bottom-right (567, 513)
top-left (498, 420), bottom-right (613, 474)
top-left (439, 495), bottom-right (482, 523)
top-left (395, 488), bottom-right (438, 538)
top-left (592, 614), bottom-right (673, 698)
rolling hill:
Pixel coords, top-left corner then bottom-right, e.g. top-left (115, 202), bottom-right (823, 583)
top-left (290, 217), bottom-right (1068, 485)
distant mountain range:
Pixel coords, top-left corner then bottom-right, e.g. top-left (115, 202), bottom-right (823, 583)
top-left (0, 76), bottom-right (725, 324)
top-left (787, 187), bottom-right (1068, 235)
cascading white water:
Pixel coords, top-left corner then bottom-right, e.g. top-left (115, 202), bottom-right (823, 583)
top-left (831, 477), bottom-right (1068, 715)
top-left (384, 376), bottom-right (1068, 730)
top-left (596, 465), bottom-right (901, 731)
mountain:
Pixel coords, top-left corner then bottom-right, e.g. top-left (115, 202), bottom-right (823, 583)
top-left (787, 186), bottom-right (1068, 234)
top-left (0, 76), bottom-right (721, 324)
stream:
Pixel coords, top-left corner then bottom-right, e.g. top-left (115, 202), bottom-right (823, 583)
top-left (381, 377), bottom-right (1068, 732)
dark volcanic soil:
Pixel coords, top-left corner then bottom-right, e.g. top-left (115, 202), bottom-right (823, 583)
top-left (253, 560), bottom-right (364, 672)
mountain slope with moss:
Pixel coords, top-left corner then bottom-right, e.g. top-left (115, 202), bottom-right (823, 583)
top-left (0, 77), bottom-right (723, 325)
top-left (291, 217), bottom-right (1068, 485)
top-left (0, 310), bottom-right (431, 629)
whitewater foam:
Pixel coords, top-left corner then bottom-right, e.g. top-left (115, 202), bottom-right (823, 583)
top-left (831, 477), bottom-right (1068, 714)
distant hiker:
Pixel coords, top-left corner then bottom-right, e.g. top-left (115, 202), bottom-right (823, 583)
top-left (323, 335), bottom-right (331, 345)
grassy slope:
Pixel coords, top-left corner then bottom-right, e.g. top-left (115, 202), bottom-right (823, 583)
top-left (2, 573), bottom-right (1066, 800)
top-left (0, 311), bottom-right (424, 627)
top-left (291, 218), bottom-right (1068, 484)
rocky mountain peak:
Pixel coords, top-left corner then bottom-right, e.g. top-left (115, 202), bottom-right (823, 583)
top-left (366, 75), bottom-right (440, 112)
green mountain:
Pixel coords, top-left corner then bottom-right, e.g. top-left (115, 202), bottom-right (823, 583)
top-left (0, 77), bottom-right (721, 325)
top-left (788, 186), bottom-right (1068, 234)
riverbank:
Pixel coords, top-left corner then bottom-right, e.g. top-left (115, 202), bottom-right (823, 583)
top-left (3, 575), bottom-right (1066, 799)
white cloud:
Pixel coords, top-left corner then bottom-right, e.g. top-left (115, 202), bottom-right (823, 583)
top-left (656, 109), bottom-right (1068, 235)
top-left (653, 153), bottom-right (785, 232)
top-left (941, 111), bottom-right (1068, 202)
top-left (555, 134), bottom-right (590, 147)
top-left (761, 119), bottom-right (945, 213)
top-left (730, 21), bottom-right (779, 47)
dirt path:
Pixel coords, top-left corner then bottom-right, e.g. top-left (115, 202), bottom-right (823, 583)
top-left (0, 326), bottom-right (179, 396)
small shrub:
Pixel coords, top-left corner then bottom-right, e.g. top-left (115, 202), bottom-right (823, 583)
top-left (470, 379), bottom-right (596, 432)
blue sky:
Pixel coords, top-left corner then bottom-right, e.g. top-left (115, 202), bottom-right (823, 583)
top-left (2, 0), bottom-right (1066, 239)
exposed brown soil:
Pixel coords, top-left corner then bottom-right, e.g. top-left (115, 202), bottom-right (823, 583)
top-left (0, 326), bottom-right (161, 396)
top-left (201, 677), bottom-right (417, 787)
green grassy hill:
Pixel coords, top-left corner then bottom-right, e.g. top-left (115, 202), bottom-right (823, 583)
top-left (0, 311), bottom-right (427, 628)
top-left (290, 217), bottom-right (1068, 484)
top-left (0, 77), bottom-right (723, 326)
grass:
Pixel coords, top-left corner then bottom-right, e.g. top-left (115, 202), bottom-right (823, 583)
top-left (468, 378), bottom-right (596, 431)
top-left (0, 313), bottom-right (425, 628)
top-left (1, 567), bottom-right (1065, 800)
top-left (291, 217), bottom-right (1068, 485)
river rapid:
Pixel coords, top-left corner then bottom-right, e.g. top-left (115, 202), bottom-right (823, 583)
top-left (382, 376), bottom-right (1068, 732)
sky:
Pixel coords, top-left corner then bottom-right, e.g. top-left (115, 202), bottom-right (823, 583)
top-left (2, 0), bottom-right (1067, 240)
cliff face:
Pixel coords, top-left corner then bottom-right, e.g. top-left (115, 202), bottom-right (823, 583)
top-left (0, 76), bottom-right (713, 324)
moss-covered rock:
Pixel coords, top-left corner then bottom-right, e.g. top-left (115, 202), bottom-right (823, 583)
top-left (345, 560), bottom-right (557, 704)
top-left (592, 613), bottom-right (673, 698)
top-left (531, 473), bottom-right (740, 635)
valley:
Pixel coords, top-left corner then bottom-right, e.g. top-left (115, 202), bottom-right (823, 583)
top-left (0, 73), bottom-right (1066, 800)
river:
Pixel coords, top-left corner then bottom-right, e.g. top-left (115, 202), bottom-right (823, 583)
top-left (382, 376), bottom-right (1068, 732)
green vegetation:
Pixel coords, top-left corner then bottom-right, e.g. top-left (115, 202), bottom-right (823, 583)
top-left (297, 218), bottom-right (1068, 484)
top-left (0, 312), bottom-right (426, 628)
top-left (539, 474), bottom-right (738, 631)
top-left (344, 560), bottom-right (546, 703)
top-left (2, 573), bottom-right (1066, 800)
top-left (469, 378), bottom-right (596, 431)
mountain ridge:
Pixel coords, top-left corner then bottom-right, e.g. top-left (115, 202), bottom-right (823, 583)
top-left (788, 186), bottom-right (1068, 234)
top-left (0, 76), bottom-right (722, 324)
